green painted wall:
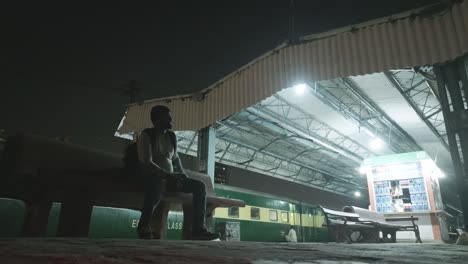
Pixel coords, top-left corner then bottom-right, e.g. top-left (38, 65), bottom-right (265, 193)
top-left (166, 211), bottom-right (183, 240)
top-left (45, 203), bottom-right (140, 238)
top-left (0, 198), bottom-right (24, 237)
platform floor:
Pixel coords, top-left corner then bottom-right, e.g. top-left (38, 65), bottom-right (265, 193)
top-left (1, 238), bottom-right (467, 264)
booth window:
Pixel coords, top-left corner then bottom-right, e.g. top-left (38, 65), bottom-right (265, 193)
top-left (269, 210), bottom-right (278, 222)
top-left (228, 207), bottom-right (239, 218)
top-left (251, 207), bottom-right (260, 220)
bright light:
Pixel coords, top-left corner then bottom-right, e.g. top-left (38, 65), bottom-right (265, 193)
top-left (433, 167), bottom-right (445, 179)
top-left (359, 166), bottom-right (367, 175)
top-left (370, 138), bottom-right (384, 150)
top-left (361, 127), bottom-right (376, 138)
top-left (354, 191), bottom-right (361, 197)
top-left (437, 169), bottom-right (445, 179)
top-left (294, 83), bottom-right (307, 95)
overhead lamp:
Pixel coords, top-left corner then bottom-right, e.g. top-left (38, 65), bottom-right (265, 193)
top-left (358, 166), bottom-right (367, 175)
top-left (370, 138), bottom-right (384, 150)
top-left (435, 168), bottom-right (445, 179)
top-left (354, 191), bottom-right (361, 197)
top-left (294, 83), bottom-right (307, 95)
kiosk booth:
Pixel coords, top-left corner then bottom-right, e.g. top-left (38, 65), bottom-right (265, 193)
top-left (362, 151), bottom-right (448, 241)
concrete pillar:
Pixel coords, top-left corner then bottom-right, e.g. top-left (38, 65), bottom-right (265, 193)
top-left (197, 126), bottom-right (216, 185)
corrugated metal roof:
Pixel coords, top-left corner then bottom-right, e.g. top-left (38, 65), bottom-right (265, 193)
top-left (117, 0), bottom-right (468, 134)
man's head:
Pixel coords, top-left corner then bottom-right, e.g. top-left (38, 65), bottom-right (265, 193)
top-left (150, 105), bottom-right (172, 129)
top-left (290, 225), bottom-right (294, 229)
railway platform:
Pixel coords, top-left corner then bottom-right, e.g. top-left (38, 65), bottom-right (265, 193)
top-left (1, 238), bottom-right (467, 264)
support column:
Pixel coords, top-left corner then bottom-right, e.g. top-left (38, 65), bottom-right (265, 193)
top-left (434, 55), bottom-right (468, 232)
top-left (197, 126), bottom-right (216, 185)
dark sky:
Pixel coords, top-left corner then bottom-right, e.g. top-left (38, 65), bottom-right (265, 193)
top-left (2, 0), bottom-right (439, 153)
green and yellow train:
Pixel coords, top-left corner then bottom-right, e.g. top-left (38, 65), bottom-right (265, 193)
top-left (0, 185), bottom-right (330, 242)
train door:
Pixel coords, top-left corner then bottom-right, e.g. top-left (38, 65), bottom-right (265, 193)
top-left (289, 203), bottom-right (302, 241)
top-left (303, 205), bottom-right (312, 242)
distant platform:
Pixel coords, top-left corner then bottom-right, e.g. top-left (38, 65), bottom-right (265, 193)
top-left (0, 238), bottom-right (467, 264)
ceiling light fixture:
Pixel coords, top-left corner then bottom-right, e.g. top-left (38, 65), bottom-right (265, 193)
top-left (370, 138), bottom-right (384, 150)
top-left (294, 83), bottom-right (307, 95)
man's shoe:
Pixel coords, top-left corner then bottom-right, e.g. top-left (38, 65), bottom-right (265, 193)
top-left (191, 228), bottom-right (220, 241)
top-left (137, 224), bottom-right (153, 240)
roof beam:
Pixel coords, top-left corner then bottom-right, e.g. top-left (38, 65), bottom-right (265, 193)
top-left (217, 136), bottom-right (365, 191)
top-left (384, 71), bottom-right (449, 150)
top-left (255, 94), bottom-right (374, 161)
top-left (175, 123), bottom-right (367, 197)
top-left (312, 77), bottom-right (421, 153)
top-left (223, 111), bottom-right (358, 178)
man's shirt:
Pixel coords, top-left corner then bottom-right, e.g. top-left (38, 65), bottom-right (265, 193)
top-left (286, 228), bottom-right (297, 242)
top-left (137, 129), bottom-right (179, 173)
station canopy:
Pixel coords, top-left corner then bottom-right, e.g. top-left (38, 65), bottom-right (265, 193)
top-left (116, 1), bottom-right (468, 198)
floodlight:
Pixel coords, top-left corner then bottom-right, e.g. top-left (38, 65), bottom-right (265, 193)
top-left (294, 83), bottom-right (306, 95)
top-left (359, 166), bottom-right (367, 175)
top-left (370, 138), bottom-right (384, 150)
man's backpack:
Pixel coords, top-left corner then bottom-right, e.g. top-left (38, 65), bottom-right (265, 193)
top-left (122, 128), bottom-right (177, 170)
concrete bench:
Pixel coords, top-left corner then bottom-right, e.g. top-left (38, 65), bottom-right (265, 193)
top-left (0, 133), bottom-right (245, 239)
top-left (320, 205), bottom-right (422, 243)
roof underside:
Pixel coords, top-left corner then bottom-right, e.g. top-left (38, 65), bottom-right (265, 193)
top-left (174, 69), bottom-right (453, 197)
top-left (116, 1), bottom-right (468, 198)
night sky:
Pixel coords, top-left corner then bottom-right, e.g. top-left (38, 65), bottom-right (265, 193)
top-left (3, 0), bottom-right (439, 153)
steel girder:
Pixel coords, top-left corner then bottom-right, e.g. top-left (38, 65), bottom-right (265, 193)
top-left (434, 56), bottom-right (468, 231)
top-left (175, 110), bottom-right (366, 195)
top-left (312, 77), bottom-right (421, 153)
top-left (384, 70), bottom-right (449, 150)
top-left (253, 94), bottom-right (375, 161)
top-left (176, 129), bottom-right (362, 196)
top-left (218, 112), bottom-right (359, 181)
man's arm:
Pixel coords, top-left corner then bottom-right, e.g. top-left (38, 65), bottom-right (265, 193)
top-left (172, 156), bottom-right (185, 174)
top-left (137, 131), bottom-right (167, 176)
top-left (171, 132), bottom-right (185, 174)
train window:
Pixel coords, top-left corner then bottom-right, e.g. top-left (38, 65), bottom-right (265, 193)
top-left (281, 211), bottom-right (289, 223)
top-left (269, 210), bottom-right (278, 222)
top-left (228, 207), bottom-right (239, 218)
top-left (250, 207), bottom-right (260, 220)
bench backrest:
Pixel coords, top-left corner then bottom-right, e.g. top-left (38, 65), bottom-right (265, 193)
top-left (320, 206), bottom-right (361, 219)
top-left (343, 206), bottom-right (386, 223)
top-left (2, 133), bottom-right (122, 176)
top-left (1, 133), bottom-right (215, 195)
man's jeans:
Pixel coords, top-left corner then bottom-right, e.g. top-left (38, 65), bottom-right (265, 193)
top-left (138, 167), bottom-right (207, 233)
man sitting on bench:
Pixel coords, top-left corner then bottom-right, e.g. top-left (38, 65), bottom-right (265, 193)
top-left (133, 105), bottom-right (219, 240)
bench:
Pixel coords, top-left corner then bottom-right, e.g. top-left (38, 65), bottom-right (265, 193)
top-left (320, 205), bottom-right (422, 243)
top-left (0, 132), bottom-right (245, 239)
top-left (319, 206), bottom-right (377, 243)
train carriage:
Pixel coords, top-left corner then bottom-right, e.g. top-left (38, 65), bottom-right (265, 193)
top-left (212, 185), bottom-right (329, 242)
